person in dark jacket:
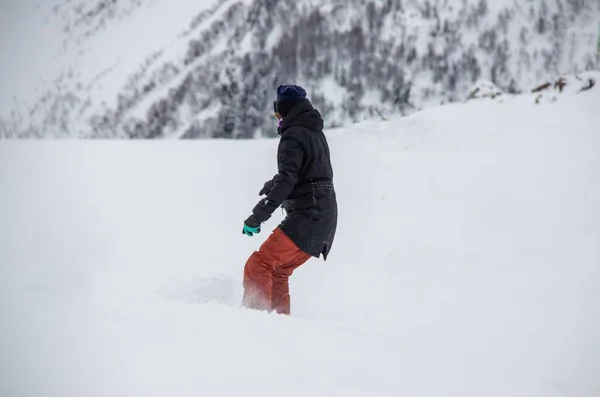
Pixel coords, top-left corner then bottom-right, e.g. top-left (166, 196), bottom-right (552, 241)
top-left (242, 85), bottom-right (337, 315)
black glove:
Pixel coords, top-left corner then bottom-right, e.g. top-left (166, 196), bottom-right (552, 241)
top-left (242, 214), bottom-right (262, 236)
top-left (259, 175), bottom-right (279, 196)
top-left (244, 214), bottom-right (261, 229)
top-left (242, 215), bottom-right (262, 237)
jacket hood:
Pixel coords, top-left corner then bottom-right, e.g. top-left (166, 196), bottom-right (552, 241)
top-left (279, 99), bottom-right (324, 134)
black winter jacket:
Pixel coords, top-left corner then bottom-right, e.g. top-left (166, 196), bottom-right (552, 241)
top-left (250, 99), bottom-right (337, 260)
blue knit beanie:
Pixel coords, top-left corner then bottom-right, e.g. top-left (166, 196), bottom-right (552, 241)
top-left (277, 85), bottom-right (307, 102)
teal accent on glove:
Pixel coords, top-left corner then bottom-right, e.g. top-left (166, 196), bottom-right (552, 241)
top-left (242, 224), bottom-right (261, 237)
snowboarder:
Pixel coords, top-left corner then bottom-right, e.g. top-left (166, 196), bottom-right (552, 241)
top-left (242, 85), bottom-right (337, 315)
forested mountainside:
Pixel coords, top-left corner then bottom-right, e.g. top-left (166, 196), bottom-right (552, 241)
top-left (2, 0), bottom-right (599, 138)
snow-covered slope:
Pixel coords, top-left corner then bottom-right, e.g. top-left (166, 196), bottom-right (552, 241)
top-left (1, 76), bottom-right (599, 396)
top-left (1, 0), bottom-right (599, 138)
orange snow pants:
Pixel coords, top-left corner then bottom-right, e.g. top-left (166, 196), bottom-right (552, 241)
top-left (243, 227), bottom-right (311, 315)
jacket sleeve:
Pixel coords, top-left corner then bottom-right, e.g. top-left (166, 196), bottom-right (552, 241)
top-left (251, 132), bottom-right (304, 223)
top-left (259, 174), bottom-right (279, 196)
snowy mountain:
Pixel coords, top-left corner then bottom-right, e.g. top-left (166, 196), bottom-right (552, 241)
top-left (1, 73), bottom-right (599, 396)
top-left (1, 0), bottom-right (599, 139)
